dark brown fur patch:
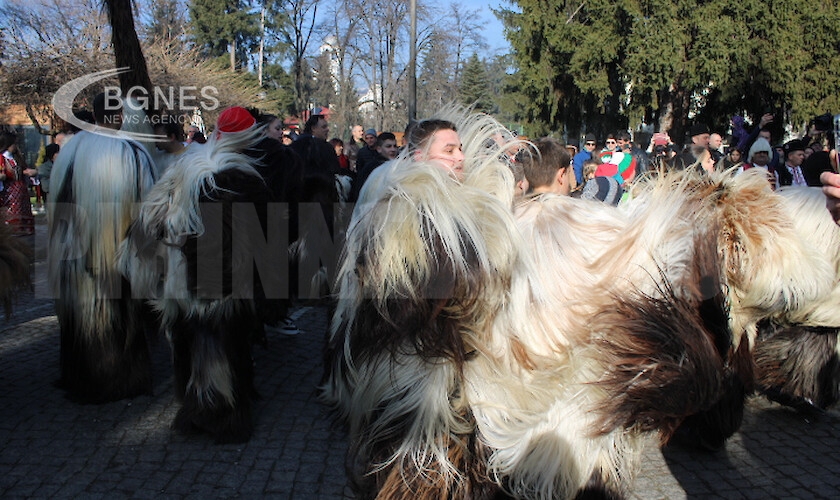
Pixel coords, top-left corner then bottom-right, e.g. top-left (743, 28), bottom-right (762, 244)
top-left (372, 423), bottom-right (506, 500)
top-left (755, 322), bottom-right (840, 411)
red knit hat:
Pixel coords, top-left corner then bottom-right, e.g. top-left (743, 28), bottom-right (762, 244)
top-left (216, 106), bottom-right (256, 134)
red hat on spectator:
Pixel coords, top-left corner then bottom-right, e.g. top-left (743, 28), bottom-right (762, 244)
top-left (216, 106), bottom-right (256, 134)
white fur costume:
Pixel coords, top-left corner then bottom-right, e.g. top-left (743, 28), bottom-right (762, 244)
top-left (48, 129), bottom-right (157, 403)
top-left (752, 186), bottom-right (840, 411)
top-left (322, 111), bottom-right (746, 499)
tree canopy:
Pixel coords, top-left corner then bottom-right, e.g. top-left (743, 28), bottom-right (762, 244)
top-left (500, 0), bottom-right (840, 142)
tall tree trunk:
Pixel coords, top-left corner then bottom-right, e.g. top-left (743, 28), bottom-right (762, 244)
top-left (102, 0), bottom-right (154, 100)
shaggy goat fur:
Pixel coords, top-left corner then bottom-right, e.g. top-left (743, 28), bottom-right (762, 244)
top-left (324, 109), bottom-right (742, 499)
top-left (752, 186), bottom-right (840, 412)
top-left (322, 109), bottom-right (527, 498)
top-left (119, 126), bottom-right (288, 442)
top-left (622, 171), bottom-right (837, 448)
top-left (323, 112), bottom-right (840, 498)
top-left (48, 130), bottom-right (157, 403)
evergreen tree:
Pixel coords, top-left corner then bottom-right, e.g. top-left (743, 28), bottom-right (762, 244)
top-left (458, 53), bottom-right (493, 113)
top-left (262, 62), bottom-right (297, 117)
top-left (143, 0), bottom-right (187, 42)
top-left (189, 0), bottom-right (258, 70)
top-left (500, 0), bottom-right (840, 141)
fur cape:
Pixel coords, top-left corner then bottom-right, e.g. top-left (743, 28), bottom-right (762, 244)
top-left (752, 186), bottom-right (840, 412)
top-left (118, 126), bottom-right (288, 443)
top-left (322, 110), bottom-right (525, 498)
top-left (322, 109), bottom-right (737, 499)
top-left (47, 129), bottom-right (158, 403)
top-left (620, 170), bottom-right (838, 449)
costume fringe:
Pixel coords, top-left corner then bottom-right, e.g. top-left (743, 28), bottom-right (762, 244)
top-left (48, 130), bottom-right (157, 402)
top-left (322, 115), bottom-right (840, 499)
top-left (751, 187), bottom-right (840, 413)
top-left (118, 126), bottom-right (279, 442)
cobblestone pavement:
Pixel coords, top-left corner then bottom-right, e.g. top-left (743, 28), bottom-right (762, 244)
top-left (2, 219), bottom-right (839, 498)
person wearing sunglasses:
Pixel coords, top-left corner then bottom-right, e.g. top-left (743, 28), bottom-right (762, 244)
top-left (573, 133), bottom-right (597, 185)
top-left (602, 133), bottom-right (619, 153)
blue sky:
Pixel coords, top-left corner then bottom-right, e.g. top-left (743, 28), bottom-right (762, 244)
top-left (443, 0), bottom-right (511, 53)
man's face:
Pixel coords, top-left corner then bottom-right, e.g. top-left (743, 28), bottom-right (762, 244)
top-left (376, 139), bottom-right (399, 160)
top-left (692, 133), bottom-right (710, 147)
top-left (421, 129), bottom-right (465, 179)
top-left (709, 133), bottom-right (723, 150)
top-left (605, 138), bottom-right (617, 150)
top-left (312, 118), bottom-right (330, 140)
top-left (352, 125), bottom-right (363, 142)
top-left (364, 133), bottom-right (377, 147)
top-left (787, 150), bottom-right (805, 167)
top-left (617, 138), bottom-right (629, 150)
top-left (751, 151), bottom-right (770, 165)
top-left (584, 139), bottom-right (596, 151)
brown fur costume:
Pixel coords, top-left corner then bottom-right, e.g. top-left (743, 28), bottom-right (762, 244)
top-left (322, 110), bottom-right (747, 499)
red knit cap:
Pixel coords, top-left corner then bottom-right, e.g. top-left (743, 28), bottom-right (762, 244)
top-left (216, 106), bottom-right (256, 134)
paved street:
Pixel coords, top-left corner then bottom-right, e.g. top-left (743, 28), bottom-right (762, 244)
top-left (2, 218), bottom-right (840, 498)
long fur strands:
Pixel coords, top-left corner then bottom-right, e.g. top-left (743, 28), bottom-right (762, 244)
top-left (118, 125), bottom-right (276, 443)
top-left (624, 170), bottom-right (834, 349)
top-left (751, 186), bottom-right (840, 413)
top-left (323, 110), bottom-right (528, 498)
top-left (324, 114), bottom-right (840, 499)
top-left (47, 128), bottom-right (158, 403)
top-left (119, 126), bottom-right (265, 326)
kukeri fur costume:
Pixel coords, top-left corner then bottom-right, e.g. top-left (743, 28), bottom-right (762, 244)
top-left (623, 170), bottom-right (838, 449)
top-left (48, 129), bottom-right (157, 403)
top-left (118, 123), bottom-right (291, 443)
top-left (752, 186), bottom-right (840, 412)
top-left (322, 109), bottom-right (739, 499)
